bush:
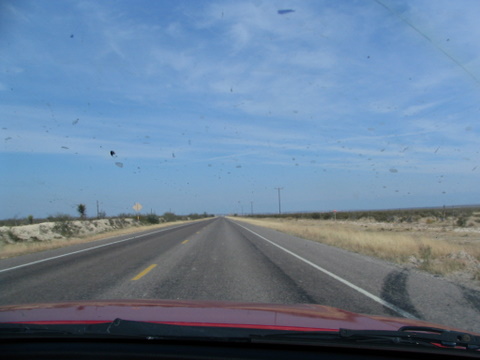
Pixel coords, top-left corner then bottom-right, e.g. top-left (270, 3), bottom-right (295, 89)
top-left (51, 215), bottom-right (80, 237)
top-left (144, 214), bottom-right (160, 224)
top-left (48, 214), bottom-right (73, 222)
top-left (6, 230), bottom-right (22, 243)
top-left (162, 212), bottom-right (178, 222)
top-left (322, 213), bottom-right (331, 220)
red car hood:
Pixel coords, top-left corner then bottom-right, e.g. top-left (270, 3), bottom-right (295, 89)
top-left (0, 299), bottom-right (474, 334)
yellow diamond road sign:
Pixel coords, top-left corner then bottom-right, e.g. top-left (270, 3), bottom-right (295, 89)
top-left (133, 202), bottom-right (143, 212)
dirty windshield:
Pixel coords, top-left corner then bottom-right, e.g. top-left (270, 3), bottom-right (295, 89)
top-left (1, 0), bottom-right (480, 334)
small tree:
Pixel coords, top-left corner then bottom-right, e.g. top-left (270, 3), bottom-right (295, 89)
top-left (162, 212), bottom-right (177, 222)
top-left (77, 204), bottom-right (87, 219)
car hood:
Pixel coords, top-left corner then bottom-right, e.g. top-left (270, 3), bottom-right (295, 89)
top-left (0, 299), bottom-right (473, 333)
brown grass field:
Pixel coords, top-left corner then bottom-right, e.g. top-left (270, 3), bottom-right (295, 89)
top-left (234, 216), bottom-right (480, 288)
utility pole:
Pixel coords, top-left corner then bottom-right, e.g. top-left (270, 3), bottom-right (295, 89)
top-left (274, 187), bottom-right (284, 214)
top-left (250, 201), bottom-right (254, 215)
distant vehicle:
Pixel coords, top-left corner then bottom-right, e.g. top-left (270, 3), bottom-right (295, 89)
top-left (1, 299), bottom-right (479, 358)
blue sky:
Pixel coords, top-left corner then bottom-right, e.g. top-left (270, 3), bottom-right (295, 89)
top-left (1, 0), bottom-right (480, 219)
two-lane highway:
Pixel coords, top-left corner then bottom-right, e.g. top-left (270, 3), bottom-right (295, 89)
top-left (0, 217), bottom-right (479, 332)
top-left (0, 219), bottom-right (217, 304)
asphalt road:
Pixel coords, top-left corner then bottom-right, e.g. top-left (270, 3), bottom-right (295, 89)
top-left (0, 217), bottom-right (479, 332)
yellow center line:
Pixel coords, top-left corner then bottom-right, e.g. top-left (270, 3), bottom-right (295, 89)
top-left (131, 264), bottom-right (157, 281)
top-left (181, 239), bottom-right (189, 244)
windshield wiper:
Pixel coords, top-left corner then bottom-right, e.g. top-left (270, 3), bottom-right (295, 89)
top-left (340, 326), bottom-right (480, 349)
top-left (0, 319), bottom-right (258, 342)
top-left (2, 320), bottom-right (479, 351)
top-left (252, 326), bottom-right (480, 350)
top-left (0, 322), bottom-right (115, 338)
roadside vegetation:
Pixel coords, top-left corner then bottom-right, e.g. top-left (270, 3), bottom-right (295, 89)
top-left (0, 211), bottom-right (214, 259)
top-left (0, 211), bottom-right (214, 227)
top-left (247, 206), bottom-right (480, 226)
top-left (235, 206), bottom-right (480, 285)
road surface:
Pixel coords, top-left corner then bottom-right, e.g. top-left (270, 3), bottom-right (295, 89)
top-left (0, 217), bottom-right (479, 332)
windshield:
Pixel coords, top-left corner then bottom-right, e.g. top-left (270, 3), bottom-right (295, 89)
top-left (1, 0), bottom-right (479, 336)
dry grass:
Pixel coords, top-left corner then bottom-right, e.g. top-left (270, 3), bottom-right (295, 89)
top-left (234, 217), bottom-right (480, 282)
top-left (0, 220), bottom-right (196, 259)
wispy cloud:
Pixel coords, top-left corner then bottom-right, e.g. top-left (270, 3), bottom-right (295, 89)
top-left (2, 0), bottom-right (480, 217)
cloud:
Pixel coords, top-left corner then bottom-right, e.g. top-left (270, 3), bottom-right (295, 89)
top-left (402, 101), bottom-right (440, 116)
top-left (2, 0), bottom-right (480, 217)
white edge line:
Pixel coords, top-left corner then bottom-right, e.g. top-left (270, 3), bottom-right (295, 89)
top-left (235, 222), bottom-right (418, 320)
top-left (0, 223), bottom-right (194, 274)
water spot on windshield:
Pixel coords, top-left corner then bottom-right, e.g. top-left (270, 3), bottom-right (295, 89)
top-left (115, 162), bottom-right (124, 168)
top-left (277, 9), bottom-right (295, 15)
top-left (72, 118), bottom-right (79, 125)
top-left (389, 168), bottom-right (398, 173)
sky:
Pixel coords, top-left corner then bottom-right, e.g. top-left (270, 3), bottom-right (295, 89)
top-left (1, 0), bottom-right (480, 219)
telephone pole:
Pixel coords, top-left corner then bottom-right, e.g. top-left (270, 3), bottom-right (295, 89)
top-left (274, 187), bottom-right (284, 214)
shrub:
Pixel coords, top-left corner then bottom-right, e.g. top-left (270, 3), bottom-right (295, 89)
top-left (162, 212), bottom-right (178, 222)
top-left (6, 230), bottom-right (22, 243)
top-left (50, 214), bottom-right (80, 237)
top-left (322, 213), bottom-right (331, 220)
top-left (144, 214), bottom-right (160, 224)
